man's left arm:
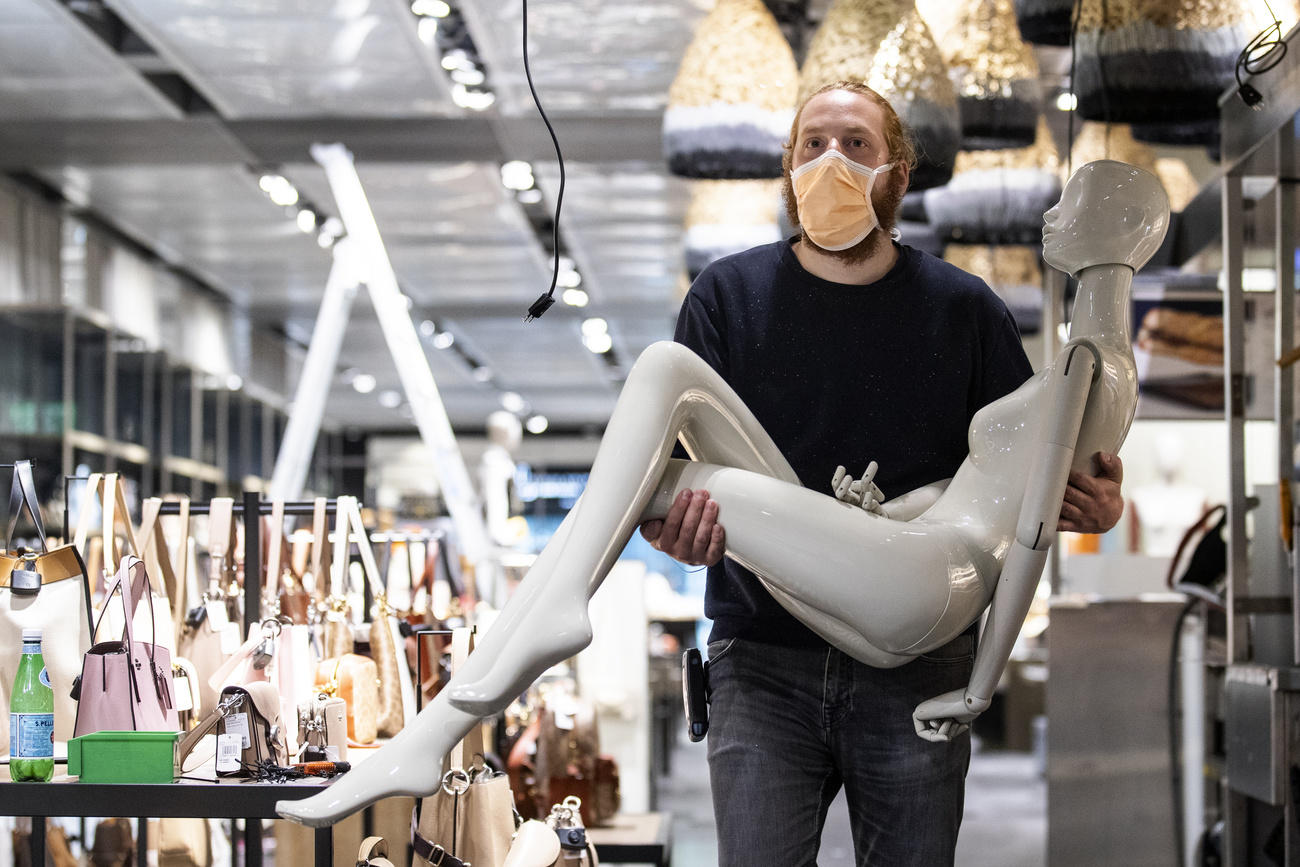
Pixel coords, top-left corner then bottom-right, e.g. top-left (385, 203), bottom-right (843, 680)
top-left (1057, 452), bottom-right (1124, 533)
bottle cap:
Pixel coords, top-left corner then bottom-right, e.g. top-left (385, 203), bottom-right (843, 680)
top-left (21, 628), bottom-right (41, 642)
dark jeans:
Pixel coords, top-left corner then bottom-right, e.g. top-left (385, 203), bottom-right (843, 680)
top-left (705, 635), bottom-right (974, 866)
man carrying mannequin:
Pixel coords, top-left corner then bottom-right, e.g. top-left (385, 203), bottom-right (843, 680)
top-left (641, 81), bottom-right (1124, 864)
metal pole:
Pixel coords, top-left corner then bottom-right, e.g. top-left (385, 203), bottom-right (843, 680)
top-left (311, 142), bottom-right (490, 565)
top-left (267, 239), bottom-right (361, 500)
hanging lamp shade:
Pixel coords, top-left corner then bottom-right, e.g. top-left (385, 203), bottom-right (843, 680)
top-left (944, 244), bottom-right (1043, 334)
top-left (1154, 157), bottom-right (1200, 212)
top-left (683, 179), bottom-right (784, 279)
top-left (944, 0), bottom-right (1042, 149)
top-left (1013, 0), bottom-right (1075, 45)
top-left (1067, 122), bottom-right (1158, 177)
top-left (1131, 118), bottom-right (1220, 157)
top-left (663, 0), bottom-right (799, 179)
top-left (1074, 0), bottom-right (1278, 123)
top-left (924, 116), bottom-right (1061, 244)
top-left (800, 0), bottom-right (960, 190)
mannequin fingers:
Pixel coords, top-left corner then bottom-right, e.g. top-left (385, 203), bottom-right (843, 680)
top-left (832, 466), bottom-right (847, 491)
top-left (836, 476), bottom-right (854, 501)
top-left (862, 461), bottom-right (879, 485)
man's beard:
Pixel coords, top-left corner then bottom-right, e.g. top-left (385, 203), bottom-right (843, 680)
top-left (782, 173), bottom-right (906, 266)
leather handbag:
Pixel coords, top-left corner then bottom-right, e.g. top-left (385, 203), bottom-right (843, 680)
top-left (176, 682), bottom-right (289, 777)
top-left (314, 653), bottom-right (380, 744)
top-left (297, 692), bottom-right (348, 761)
top-left (412, 628), bottom-right (516, 867)
top-left (534, 692), bottom-right (619, 827)
top-left (72, 556), bottom-right (179, 736)
top-left (0, 460), bottom-right (92, 751)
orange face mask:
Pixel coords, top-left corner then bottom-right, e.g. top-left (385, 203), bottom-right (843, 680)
top-left (791, 150), bottom-right (893, 251)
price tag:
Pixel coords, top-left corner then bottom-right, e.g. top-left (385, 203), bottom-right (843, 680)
top-left (555, 711), bottom-right (575, 731)
top-left (216, 734), bottom-right (241, 774)
top-left (219, 624), bottom-right (240, 656)
top-left (224, 712), bottom-right (250, 749)
top-left (206, 602), bottom-right (230, 631)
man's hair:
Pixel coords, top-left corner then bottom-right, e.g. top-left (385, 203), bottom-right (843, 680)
top-left (781, 80), bottom-right (916, 232)
top-left (781, 81), bottom-right (918, 179)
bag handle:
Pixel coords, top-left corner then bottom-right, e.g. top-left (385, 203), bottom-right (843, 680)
top-left (6, 460), bottom-right (48, 552)
top-left (356, 837), bottom-right (396, 867)
top-left (447, 627), bottom-right (472, 774)
top-left (100, 474), bottom-right (140, 576)
top-left (140, 498), bottom-right (186, 648)
top-left (266, 500), bottom-right (285, 602)
top-left (208, 498), bottom-right (235, 596)
top-left (310, 498), bottom-right (332, 602)
top-left (340, 497), bottom-right (387, 605)
top-left (71, 472), bottom-right (103, 559)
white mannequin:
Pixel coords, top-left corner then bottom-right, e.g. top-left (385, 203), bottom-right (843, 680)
top-left (277, 160), bottom-right (1169, 826)
top-left (481, 410), bottom-right (523, 546)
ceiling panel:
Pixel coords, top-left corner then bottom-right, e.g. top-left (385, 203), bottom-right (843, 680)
top-left (0, 0), bottom-right (180, 120)
top-left (107, 0), bottom-right (457, 117)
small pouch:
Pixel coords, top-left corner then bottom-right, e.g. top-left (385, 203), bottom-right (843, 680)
top-left (297, 693), bottom-right (348, 761)
top-left (176, 683), bottom-right (288, 777)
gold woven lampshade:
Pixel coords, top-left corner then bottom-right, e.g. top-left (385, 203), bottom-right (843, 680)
top-left (925, 116), bottom-right (1061, 244)
top-left (1012, 0), bottom-right (1074, 45)
top-left (800, 0), bottom-right (960, 190)
top-left (664, 0), bottom-right (799, 179)
top-left (683, 179), bottom-right (785, 278)
top-left (944, 0), bottom-right (1042, 149)
top-left (944, 244), bottom-right (1044, 334)
top-left (1154, 157), bottom-right (1199, 212)
top-left (1074, 0), bottom-right (1292, 123)
top-left (1067, 122), bottom-right (1158, 177)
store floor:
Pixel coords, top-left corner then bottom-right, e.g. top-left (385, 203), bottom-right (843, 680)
top-left (657, 737), bottom-right (1047, 866)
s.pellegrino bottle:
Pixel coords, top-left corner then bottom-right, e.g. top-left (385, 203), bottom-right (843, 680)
top-left (11, 627), bottom-right (54, 781)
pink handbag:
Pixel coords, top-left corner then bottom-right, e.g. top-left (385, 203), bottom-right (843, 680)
top-left (72, 556), bottom-right (179, 736)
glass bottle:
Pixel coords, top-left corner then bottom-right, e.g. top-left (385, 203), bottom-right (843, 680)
top-left (10, 627), bottom-right (54, 782)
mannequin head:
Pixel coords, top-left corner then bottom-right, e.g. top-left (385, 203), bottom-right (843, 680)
top-left (1042, 160), bottom-right (1170, 277)
top-left (486, 410), bottom-right (523, 453)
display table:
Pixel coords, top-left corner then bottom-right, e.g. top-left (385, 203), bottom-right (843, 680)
top-left (588, 812), bottom-right (673, 866)
top-left (0, 774), bottom-right (334, 867)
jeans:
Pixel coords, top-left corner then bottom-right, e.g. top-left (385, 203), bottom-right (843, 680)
top-left (705, 635), bottom-right (974, 866)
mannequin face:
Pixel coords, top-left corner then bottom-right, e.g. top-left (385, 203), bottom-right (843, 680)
top-left (1042, 160), bottom-right (1170, 276)
top-left (486, 410), bottom-right (523, 452)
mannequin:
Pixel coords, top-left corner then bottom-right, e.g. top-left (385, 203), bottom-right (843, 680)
top-left (478, 410), bottom-right (524, 608)
top-left (278, 160), bottom-right (1169, 826)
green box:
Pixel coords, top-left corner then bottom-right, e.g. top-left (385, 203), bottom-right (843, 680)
top-left (67, 731), bottom-right (179, 783)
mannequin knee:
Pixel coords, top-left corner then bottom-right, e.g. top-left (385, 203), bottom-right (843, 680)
top-left (626, 341), bottom-right (705, 389)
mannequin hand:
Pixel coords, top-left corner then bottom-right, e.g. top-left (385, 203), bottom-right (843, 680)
top-left (831, 462), bottom-right (886, 516)
top-left (639, 488), bottom-right (726, 567)
top-left (1058, 452), bottom-right (1124, 534)
top-left (913, 689), bottom-right (985, 743)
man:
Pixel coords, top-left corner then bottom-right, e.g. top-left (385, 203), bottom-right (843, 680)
top-left (640, 81), bottom-right (1124, 865)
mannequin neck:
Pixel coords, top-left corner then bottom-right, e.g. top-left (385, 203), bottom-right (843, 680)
top-left (1068, 263), bottom-right (1134, 345)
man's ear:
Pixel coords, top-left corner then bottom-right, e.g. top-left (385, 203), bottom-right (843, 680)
top-left (896, 161), bottom-right (911, 197)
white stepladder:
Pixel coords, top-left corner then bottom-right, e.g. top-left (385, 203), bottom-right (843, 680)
top-left (277, 160), bottom-right (1170, 828)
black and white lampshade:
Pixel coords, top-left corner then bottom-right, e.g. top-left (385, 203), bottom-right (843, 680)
top-left (924, 118), bottom-right (1061, 245)
top-left (1074, 0), bottom-right (1278, 123)
top-left (947, 0), bottom-right (1043, 150)
top-left (683, 180), bottom-right (784, 279)
top-left (1013, 0), bottom-right (1075, 46)
top-left (800, 0), bottom-right (960, 190)
top-left (664, 0), bottom-right (799, 179)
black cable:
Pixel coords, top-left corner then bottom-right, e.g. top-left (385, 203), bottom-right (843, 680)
top-left (521, 0), bottom-right (567, 322)
top-left (1236, 0), bottom-right (1287, 107)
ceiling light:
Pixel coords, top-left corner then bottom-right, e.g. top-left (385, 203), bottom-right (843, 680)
top-left (525, 414), bottom-right (549, 434)
top-left (452, 68), bottom-right (486, 87)
top-left (1055, 92), bottom-right (1077, 112)
top-left (226, 374), bottom-right (243, 391)
top-left (500, 391), bottom-right (526, 413)
top-left (411, 0), bottom-right (451, 16)
top-left (562, 288), bottom-right (589, 307)
top-left (441, 50), bottom-right (467, 70)
top-left (296, 208), bottom-right (317, 233)
top-left (317, 230), bottom-right (335, 249)
top-left (452, 85), bottom-right (496, 111)
top-left (581, 317), bottom-right (608, 337)
top-left (417, 17), bottom-right (438, 44)
top-left (500, 160), bottom-right (535, 191)
top-left (432, 331), bottom-right (455, 349)
top-left (352, 373), bottom-right (376, 394)
top-left (419, 319), bottom-right (437, 337)
top-left (321, 216), bottom-right (344, 236)
top-left (583, 332), bottom-right (613, 354)
top-left (557, 268), bottom-right (582, 288)
top-left (378, 389), bottom-right (403, 409)
top-left (517, 188), bottom-right (544, 205)
top-left (472, 366), bottom-right (494, 382)
top-left (258, 174), bottom-right (285, 193)
top-left (268, 181), bottom-right (299, 207)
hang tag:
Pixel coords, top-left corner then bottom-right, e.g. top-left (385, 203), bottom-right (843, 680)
top-left (555, 711), bottom-right (575, 731)
top-left (216, 734), bottom-right (242, 773)
top-left (219, 624), bottom-right (240, 656)
top-left (224, 712), bottom-right (251, 749)
top-left (324, 745), bottom-right (340, 761)
top-left (206, 602), bottom-right (230, 631)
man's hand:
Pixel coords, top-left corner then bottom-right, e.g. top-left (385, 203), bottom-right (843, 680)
top-left (1058, 452), bottom-right (1124, 534)
top-left (639, 488), bottom-right (725, 567)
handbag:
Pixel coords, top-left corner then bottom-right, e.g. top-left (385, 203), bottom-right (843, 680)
top-left (0, 460), bottom-right (92, 751)
top-left (314, 653), bottom-right (380, 744)
top-left (297, 692), bottom-right (348, 760)
top-left (175, 682), bottom-right (289, 777)
top-left (72, 556), bottom-right (178, 736)
top-left (534, 692), bottom-right (618, 827)
top-left (540, 797), bottom-right (600, 867)
top-left (158, 816), bottom-right (212, 867)
top-left (412, 628), bottom-right (516, 867)
top-left (356, 837), bottom-right (397, 867)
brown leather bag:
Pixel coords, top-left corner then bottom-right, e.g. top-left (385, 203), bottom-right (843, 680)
top-left (314, 653), bottom-right (379, 744)
top-left (533, 693), bottom-right (620, 827)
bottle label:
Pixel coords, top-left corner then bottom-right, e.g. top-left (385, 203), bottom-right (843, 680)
top-left (21, 643), bottom-right (40, 655)
top-left (11, 713), bottom-right (53, 759)
top-left (38, 669), bottom-right (50, 689)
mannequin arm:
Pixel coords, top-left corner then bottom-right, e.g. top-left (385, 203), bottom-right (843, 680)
top-left (913, 341), bottom-right (1098, 742)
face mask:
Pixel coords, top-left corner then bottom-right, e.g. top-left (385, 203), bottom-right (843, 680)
top-left (791, 150), bottom-right (893, 252)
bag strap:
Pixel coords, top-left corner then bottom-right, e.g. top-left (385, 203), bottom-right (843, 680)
top-left (175, 689), bottom-right (235, 771)
top-left (331, 498), bottom-right (350, 600)
top-left (266, 500), bottom-right (285, 602)
top-left (447, 627), bottom-right (472, 774)
top-left (138, 500), bottom-right (176, 601)
top-left (356, 836), bottom-right (395, 867)
top-left (72, 473), bottom-right (103, 558)
top-left (208, 498), bottom-right (235, 595)
top-left (6, 460), bottom-right (48, 553)
top-left (340, 498), bottom-right (386, 604)
top-left (310, 498), bottom-right (332, 602)
top-left (100, 474), bottom-right (140, 576)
